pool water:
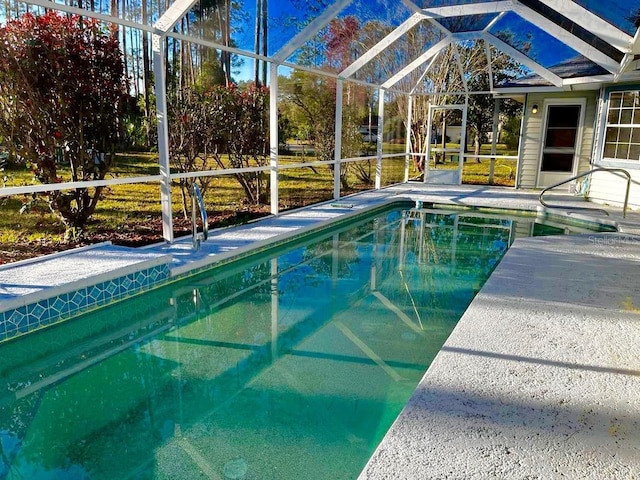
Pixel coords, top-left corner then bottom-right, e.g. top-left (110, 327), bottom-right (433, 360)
top-left (0, 208), bottom-right (613, 480)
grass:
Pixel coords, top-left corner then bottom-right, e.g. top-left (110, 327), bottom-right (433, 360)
top-left (0, 143), bottom-right (517, 263)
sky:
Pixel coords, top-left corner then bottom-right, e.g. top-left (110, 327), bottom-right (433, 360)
top-left (228, 0), bottom-right (639, 84)
top-left (231, 0), bottom-right (413, 82)
top-left (2, 0), bottom-right (637, 83)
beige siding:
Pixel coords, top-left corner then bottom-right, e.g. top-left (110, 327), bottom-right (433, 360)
top-left (518, 91), bottom-right (598, 189)
top-left (589, 169), bottom-right (640, 209)
top-left (517, 94), bottom-right (543, 188)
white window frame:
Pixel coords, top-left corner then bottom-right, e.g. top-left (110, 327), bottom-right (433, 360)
top-left (595, 86), bottom-right (640, 169)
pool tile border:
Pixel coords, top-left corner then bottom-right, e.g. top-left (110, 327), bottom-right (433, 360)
top-left (0, 263), bottom-right (170, 342)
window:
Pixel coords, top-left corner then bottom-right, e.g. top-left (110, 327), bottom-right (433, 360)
top-left (602, 91), bottom-right (640, 162)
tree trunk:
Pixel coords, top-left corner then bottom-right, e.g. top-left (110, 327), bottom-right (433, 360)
top-left (261, 0), bottom-right (267, 86)
top-left (215, 5), bottom-right (230, 86)
top-left (141, 0), bottom-right (151, 145)
top-left (234, 172), bottom-right (257, 204)
top-left (254, 0), bottom-right (261, 85)
top-left (132, 27), bottom-right (139, 98)
top-left (180, 181), bottom-right (189, 220)
top-left (122, 24), bottom-right (129, 86)
top-left (224, 0), bottom-right (232, 86)
top-left (185, 15), bottom-right (194, 86)
top-left (178, 18), bottom-right (185, 94)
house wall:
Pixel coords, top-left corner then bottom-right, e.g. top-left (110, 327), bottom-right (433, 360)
top-left (588, 167), bottom-right (640, 209)
top-left (588, 84), bottom-right (640, 210)
top-left (517, 91), bottom-right (598, 189)
top-left (446, 126), bottom-right (462, 144)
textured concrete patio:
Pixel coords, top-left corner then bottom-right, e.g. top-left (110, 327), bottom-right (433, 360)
top-left (0, 242), bottom-right (171, 311)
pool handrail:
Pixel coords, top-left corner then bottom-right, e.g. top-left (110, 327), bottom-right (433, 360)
top-left (191, 183), bottom-right (208, 251)
top-left (539, 167), bottom-right (631, 218)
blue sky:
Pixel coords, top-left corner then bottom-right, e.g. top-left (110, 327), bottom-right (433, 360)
top-left (229, 0), bottom-right (638, 83)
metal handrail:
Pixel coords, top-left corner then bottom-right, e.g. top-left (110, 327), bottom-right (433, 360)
top-left (191, 183), bottom-right (208, 251)
top-left (539, 167), bottom-right (631, 218)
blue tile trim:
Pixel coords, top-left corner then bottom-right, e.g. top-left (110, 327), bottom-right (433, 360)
top-left (87, 284), bottom-right (105, 307)
top-left (0, 262), bottom-right (173, 343)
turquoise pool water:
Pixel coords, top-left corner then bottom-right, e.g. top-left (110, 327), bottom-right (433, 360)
top-left (0, 207), bottom-right (613, 479)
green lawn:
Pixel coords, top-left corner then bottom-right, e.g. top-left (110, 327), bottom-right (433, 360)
top-left (0, 144), bottom-right (517, 262)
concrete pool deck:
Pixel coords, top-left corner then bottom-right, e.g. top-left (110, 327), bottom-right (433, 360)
top-left (2, 183), bottom-right (640, 477)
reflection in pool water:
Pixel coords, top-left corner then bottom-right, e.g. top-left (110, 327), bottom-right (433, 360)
top-left (0, 208), bottom-right (609, 479)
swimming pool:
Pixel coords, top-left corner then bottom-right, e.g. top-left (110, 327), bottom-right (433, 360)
top-left (0, 206), bottom-right (615, 479)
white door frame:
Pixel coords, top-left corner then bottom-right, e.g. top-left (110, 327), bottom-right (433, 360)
top-left (536, 98), bottom-right (587, 188)
top-left (424, 102), bottom-right (467, 185)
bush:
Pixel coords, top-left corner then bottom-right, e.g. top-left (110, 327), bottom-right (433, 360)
top-left (0, 12), bottom-right (128, 238)
top-left (502, 116), bottom-right (522, 150)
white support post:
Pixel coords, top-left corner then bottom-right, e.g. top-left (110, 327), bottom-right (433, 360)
top-left (269, 63), bottom-right (279, 215)
top-left (460, 97), bottom-right (468, 186)
top-left (404, 94), bottom-right (413, 183)
top-left (489, 97), bottom-right (500, 185)
top-left (153, 34), bottom-right (174, 243)
top-left (334, 79), bottom-right (344, 200)
top-left (423, 104), bottom-right (434, 184)
top-left (375, 89), bottom-right (385, 190)
top-left (153, 0), bottom-right (199, 33)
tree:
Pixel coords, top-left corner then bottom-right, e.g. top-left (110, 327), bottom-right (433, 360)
top-left (0, 12), bottom-right (128, 239)
top-left (224, 84), bottom-right (270, 204)
top-left (392, 40), bottom-right (525, 172)
top-left (279, 72), bottom-right (337, 163)
top-left (169, 83), bottom-right (270, 210)
top-left (168, 87), bottom-right (217, 219)
top-left (193, 0), bottom-right (235, 87)
top-left (502, 115), bottom-right (522, 150)
top-left (278, 16), bottom-right (372, 188)
top-left (463, 40), bottom-right (525, 161)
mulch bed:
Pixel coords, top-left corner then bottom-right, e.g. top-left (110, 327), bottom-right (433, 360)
top-left (0, 210), bottom-right (271, 265)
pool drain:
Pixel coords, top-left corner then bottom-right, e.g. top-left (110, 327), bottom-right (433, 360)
top-left (223, 458), bottom-right (248, 479)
